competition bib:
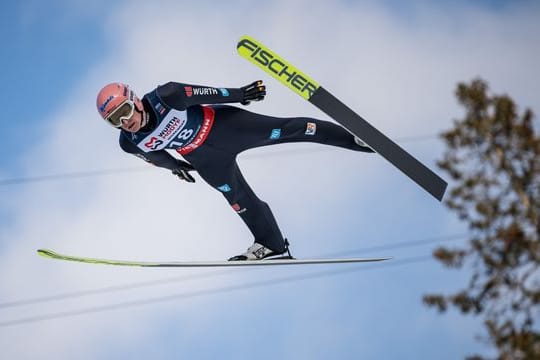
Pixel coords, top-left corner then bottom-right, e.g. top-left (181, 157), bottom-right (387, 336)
top-left (136, 109), bottom-right (194, 152)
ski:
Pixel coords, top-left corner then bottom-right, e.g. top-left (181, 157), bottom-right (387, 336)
top-left (37, 249), bottom-right (391, 268)
top-left (237, 35), bottom-right (447, 201)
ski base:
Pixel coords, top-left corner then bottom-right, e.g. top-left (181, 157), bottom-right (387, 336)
top-left (37, 249), bottom-right (391, 268)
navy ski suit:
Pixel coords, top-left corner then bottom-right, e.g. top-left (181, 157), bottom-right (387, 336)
top-left (119, 82), bottom-right (373, 252)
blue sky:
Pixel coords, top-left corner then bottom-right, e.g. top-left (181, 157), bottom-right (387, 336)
top-left (0, 1), bottom-right (109, 173)
top-left (1, 1), bottom-right (539, 359)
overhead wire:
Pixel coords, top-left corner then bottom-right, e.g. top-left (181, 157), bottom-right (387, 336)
top-left (0, 233), bottom-right (470, 327)
top-left (0, 233), bottom-right (468, 310)
top-left (319, 233), bottom-right (468, 258)
top-left (0, 133), bottom-right (460, 326)
top-left (0, 254), bottom-right (435, 328)
top-left (0, 269), bottom-right (229, 309)
top-left (0, 167), bottom-right (149, 186)
top-left (0, 133), bottom-right (441, 186)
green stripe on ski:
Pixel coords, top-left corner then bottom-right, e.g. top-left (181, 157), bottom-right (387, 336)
top-left (37, 249), bottom-right (157, 267)
top-left (237, 35), bottom-right (320, 100)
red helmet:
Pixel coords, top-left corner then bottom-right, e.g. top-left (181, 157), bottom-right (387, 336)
top-left (96, 83), bottom-right (143, 127)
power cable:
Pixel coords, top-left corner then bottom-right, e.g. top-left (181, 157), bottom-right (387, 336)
top-left (0, 133), bottom-right (441, 186)
top-left (0, 233), bottom-right (468, 310)
top-left (0, 167), bottom-right (149, 186)
top-left (319, 233), bottom-right (468, 258)
top-left (0, 254), bottom-right (433, 328)
top-left (0, 270), bottom-right (230, 309)
top-left (0, 132), bottom-right (458, 327)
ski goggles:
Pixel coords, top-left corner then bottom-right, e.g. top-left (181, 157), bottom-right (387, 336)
top-left (105, 100), bottom-right (135, 128)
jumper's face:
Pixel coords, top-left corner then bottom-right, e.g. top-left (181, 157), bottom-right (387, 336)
top-left (120, 107), bottom-right (144, 133)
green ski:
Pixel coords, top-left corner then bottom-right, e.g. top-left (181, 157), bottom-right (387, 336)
top-left (237, 35), bottom-right (447, 201)
top-left (37, 249), bottom-right (391, 267)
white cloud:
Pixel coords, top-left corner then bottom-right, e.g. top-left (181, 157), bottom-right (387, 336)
top-left (1, 0), bottom-right (539, 359)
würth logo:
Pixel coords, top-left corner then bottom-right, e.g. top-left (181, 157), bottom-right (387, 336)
top-left (184, 86), bottom-right (219, 97)
top-left (192, 88), bottom-right (218, 96)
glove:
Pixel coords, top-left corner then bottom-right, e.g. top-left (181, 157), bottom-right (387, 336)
top-left (240, 80), bottom-right (266, 105)
top-left (172, 160), bottom-right (196, 183)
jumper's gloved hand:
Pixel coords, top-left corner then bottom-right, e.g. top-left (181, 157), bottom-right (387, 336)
top-left (240, 80), bottom-right (266, 105)
top-left (172, 160), bottom-right (196, 183)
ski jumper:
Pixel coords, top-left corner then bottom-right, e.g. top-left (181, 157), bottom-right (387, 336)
top-left (119, 82), bottom-right (373, 252)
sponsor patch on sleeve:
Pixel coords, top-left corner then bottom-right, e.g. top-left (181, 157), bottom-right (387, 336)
top-left (305, 122), bottom-right (317, 135)
top-left (218, 184), bottom-right (232, 192)
top-left (270, 128), bottom-right (281, 139)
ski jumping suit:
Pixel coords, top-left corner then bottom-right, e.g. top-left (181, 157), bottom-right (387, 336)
top-left (119, 82), bottom-right (373, 253)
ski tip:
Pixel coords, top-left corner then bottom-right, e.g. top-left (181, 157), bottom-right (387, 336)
top-left (236, 35), bottom-right (320, 101)
top-left (37, 249), bottom-right (56, 258)
top-left (236, 34), bottom-right (253, 48)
